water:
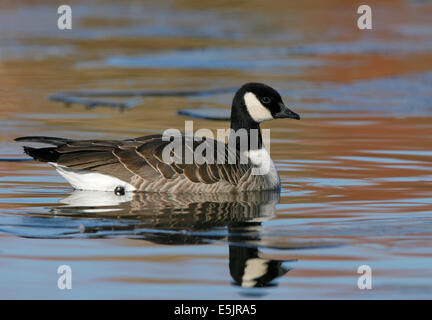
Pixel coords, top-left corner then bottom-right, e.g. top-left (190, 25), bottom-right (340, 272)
top-left (1, 0), bottom-right (432, 299)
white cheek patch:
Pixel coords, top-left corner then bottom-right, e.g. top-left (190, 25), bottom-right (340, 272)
top-left (244, 92), bottom-right (273, 122)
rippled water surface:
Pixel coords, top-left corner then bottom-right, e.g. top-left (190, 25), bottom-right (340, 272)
top-left (1, 0), bottom-right (432, 299)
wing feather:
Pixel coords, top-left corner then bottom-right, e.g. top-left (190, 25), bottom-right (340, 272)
top-left (18, 133), bottom-right (253, 187)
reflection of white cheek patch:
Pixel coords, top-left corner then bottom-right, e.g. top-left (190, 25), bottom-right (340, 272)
top-left (244, 92), bottom-right (273, 122)
top-left (242, 258), bottom-right (270, 287)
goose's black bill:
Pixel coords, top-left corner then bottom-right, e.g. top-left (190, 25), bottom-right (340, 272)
top-left (275, 103), bottom-right (300, 120)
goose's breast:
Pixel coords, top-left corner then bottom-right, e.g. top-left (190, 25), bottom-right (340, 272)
top-left (242, 148), bottom-right (280, 191)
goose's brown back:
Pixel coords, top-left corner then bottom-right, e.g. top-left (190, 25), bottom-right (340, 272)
top-left (15, 135), bottom-right (278, 192)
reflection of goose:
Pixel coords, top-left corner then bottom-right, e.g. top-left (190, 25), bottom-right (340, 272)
top-left (228, 222), bottom-right (291, 288)
top-left (55, 190), bottom-right (280, 224)
top-left (16, 83), bottom-right (300, 192)
top-left (54, 190), bottom-right (291, 287)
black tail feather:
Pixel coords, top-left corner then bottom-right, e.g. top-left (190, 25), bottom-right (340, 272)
top-left (23, 146), bottom-right (60, 162)
top-left (15, 136), bottom-right (71, 146)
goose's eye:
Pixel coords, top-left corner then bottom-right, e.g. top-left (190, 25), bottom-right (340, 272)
top-left (261, 97), bottom-right (271, 104)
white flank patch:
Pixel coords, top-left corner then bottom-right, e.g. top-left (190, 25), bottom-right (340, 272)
top-left (49, 162), bottom-right (136, 192)
top-left (244, 92), bottom-right (273, 122)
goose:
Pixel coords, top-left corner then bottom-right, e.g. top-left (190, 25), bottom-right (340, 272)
top-left (15, 83), bottom-right (300, 193)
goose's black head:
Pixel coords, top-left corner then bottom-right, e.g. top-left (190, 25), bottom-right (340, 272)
top-left (231, 82), bottom-right (300, 130)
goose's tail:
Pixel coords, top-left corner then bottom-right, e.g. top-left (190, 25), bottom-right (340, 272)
top-left (15, 136), bottom-right (70, 146)
top-left (15, 136), bottom-right (68, 162)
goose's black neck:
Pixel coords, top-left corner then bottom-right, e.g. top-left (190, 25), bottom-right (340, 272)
top-left (229, 93), bottom-right (263, 151)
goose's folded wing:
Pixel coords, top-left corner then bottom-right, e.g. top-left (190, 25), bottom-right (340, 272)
top-left (144, 136), bottom-right (252, 185)
top-left (53, 136), bottom-right (163, 181)
top-left (18, 135), bottom-right (252, 185)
